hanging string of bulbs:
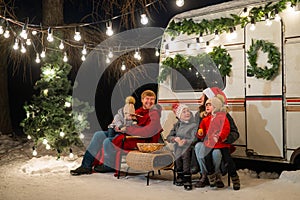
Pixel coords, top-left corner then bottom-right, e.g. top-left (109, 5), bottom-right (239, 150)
top-left (0, 0), bottom-right (175, 66)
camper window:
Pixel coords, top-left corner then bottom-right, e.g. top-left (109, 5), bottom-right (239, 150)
top-left (171, 68), bottom-right (225, 92)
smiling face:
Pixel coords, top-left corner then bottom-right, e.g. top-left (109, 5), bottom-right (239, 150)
top-left (141, 95), bottom-right (156, 110)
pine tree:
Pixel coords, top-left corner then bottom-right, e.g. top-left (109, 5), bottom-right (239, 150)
top-left (20, 52), bottom-right (93, 158)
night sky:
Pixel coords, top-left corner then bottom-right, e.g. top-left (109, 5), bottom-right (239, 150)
top-left (8, 0), bottom-right (231, 135)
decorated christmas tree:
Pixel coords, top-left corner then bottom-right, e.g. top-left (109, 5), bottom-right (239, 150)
top-left (20, 52), bottom-right (93, 158)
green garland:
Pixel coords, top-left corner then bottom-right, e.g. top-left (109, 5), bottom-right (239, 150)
top-left (158, 46), bottom-right (232, 82)
top-left (246, 39), bottom-right (281, 80)
top-left (166, 0), bottom-right (294, 36)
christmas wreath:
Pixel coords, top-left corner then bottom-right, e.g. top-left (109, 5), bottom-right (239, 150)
top-left (246, 39), bottom-right (281, 80)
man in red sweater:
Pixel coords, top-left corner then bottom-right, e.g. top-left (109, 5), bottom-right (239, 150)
top-left (93, 89), bottom-right (163, 173)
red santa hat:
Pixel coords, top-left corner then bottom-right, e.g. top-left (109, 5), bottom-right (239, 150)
top-left (172, 103), bottom-right (188, 119)
top-left (202, 87), bottom-right (227, 105)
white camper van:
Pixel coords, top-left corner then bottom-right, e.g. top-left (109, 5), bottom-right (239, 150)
top-left (158, 0), bottom-right (300, 168)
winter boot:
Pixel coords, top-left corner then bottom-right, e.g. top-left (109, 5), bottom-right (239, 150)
top-left (175, 172), bottom-right (184, 186)
top-left (195, 173), bottom-right (207, 188)
top-left (231, 174), bottom-right (240, 190)
top-left (183, 174), bottom-right (192, 191)
top-left (215, 173), bottom-right (225, 188)
top-left (207, 173), bottom-right (216, 187)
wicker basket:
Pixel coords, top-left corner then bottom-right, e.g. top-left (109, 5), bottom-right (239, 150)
top-left (136, 143), bottom-right (165, 153)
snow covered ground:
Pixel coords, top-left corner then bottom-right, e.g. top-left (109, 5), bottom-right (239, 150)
top-left (1, 133), bottom-right (300, 200)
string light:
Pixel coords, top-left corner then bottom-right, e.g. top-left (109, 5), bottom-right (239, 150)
top-left (60, 131), bottom-right (65, 137)
top-left (47, 27), bottom-right (54, 42)
top-left (121, 61), bottom-right (126, 70)
top-left (59, 40), bottom-right (64, 49)
top-left (26, 38), bottom-right (31, 45)
top-left (176, 0), bottom-right (184, 7)
top-left (140, 14), bottom-right (149, 25)
top-left (46, 144), bottom-right (51, 150)
top-left (199, 32), bottom-right (204, 43)
top-left (40, 49), bottom-right (46, 58)
top-left (250, 18), bottom-right (256, 31)
top-left (0, 25), bottom-right (3, 34)
top-left (20, 24), bottom-right (28, 39)
top-left (3, 28), bottom-right (10, 38)
top-left (79, 133), bottom-right (84, 139)
top-left (63, 52), bottom-right (68, 62)
top-left (69, 149), bottom-right (74, 159)
top-left (106, 56), bottom-right (111, 63)
top-left (13, 38), bottom-right (19, 50)
top-left (274, 9), bottom-right (281, 22)
top-left (106, 21), bottom-right (114, 36)
top-left (74, 27), bottom-right (81, 41)
top-left (265, 13), bottom-right (272, 26)
top-left (27, 135), bottom-right (31, 139)
top-left (35, 53), bottom-right (41, 63)
top-left (155, 48), bottom-right (160, 56)
top-left (32, 147), bottom-right (37, 156)
top-left (214, 30), bottom-right (219, 40)
top-left (81, 55), bottom-right (86, 61)
top-left (108, 48), bottom-right (113, 58)
top-left (240, 7), bottom-right (248, 17)
top-left (81, 44), bottom-right (87, 55)
top-left (20, 43), bottom-right (26, 53)
top-left (31, 30), bottom-right (37, 35)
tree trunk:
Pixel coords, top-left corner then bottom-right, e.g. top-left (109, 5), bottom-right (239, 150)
top-left (42, 0), bottom-right (64, 26)
top-left (0, 53), bottom-right (13, 134)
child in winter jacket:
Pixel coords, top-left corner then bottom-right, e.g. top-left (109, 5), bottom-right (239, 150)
top-left (167, 103), bottom-right (198, 190)
top-left (197, 95), bottom-right (240, 190)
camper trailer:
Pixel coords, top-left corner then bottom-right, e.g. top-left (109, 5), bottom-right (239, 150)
top-left (157, 0), bottom-right (300, 168)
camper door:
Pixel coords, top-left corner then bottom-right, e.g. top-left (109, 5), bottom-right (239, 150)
top-left (245, 20), bottom-right (284, 158)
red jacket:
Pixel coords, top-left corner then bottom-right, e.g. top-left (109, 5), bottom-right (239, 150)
top-left (197, 112), bottom-right (230, 149)
top-left (112, 105), bottom-right (163, 149)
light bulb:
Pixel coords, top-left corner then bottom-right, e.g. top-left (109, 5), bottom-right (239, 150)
top-left (106, 21), bottom-right (114, 36)
top-left (69, 152), bottom-right (74, 159)
top-left (176, 0), bottom-right (184, 7)
top-left (121, 62), bottom-right (126, 71)
top-left (79, 133), bottom-right (84, 139)
top-left (43, 138), bottom-right (48, 144)
top-left (81, 55), bottom-right (86, 61)
top-left (63, 52), bottom-right (68, 62)
top-left (108, 49), bottom-right (113, 58)
top-left (46, 144), bottom-right (51, 150)
top-left (0, 26), bottom-right (3, 34)
top-left (35, 53), bottom-right (41, 63)
top-left (64, 102), bottom-right (71, 107)
top-left (140, 14), bottom-right (149, 25)
top-left (43, 89), bottom-right (48, 96)
top-left (40, 50), bottom-right (46, 58)
top-left (74, 29), bottom-right (81, 41)
top-left (32, 149), bottom-right (37, 156)
top-left (27, 135), bottom-right (31, 140)
top-left (60, 131), bottom-right (65, 137)
top-left (155, 48), bottom-right (160, 57)
top-left (20, 29), bottom-right (28, 39)
top-left (214, 30), bottom-right (219, 40)
top-left (13, 39), bottom-right (19, 50)
top-left (82, 45), bottom-right (87, 55)
top-left (106, 56), bottom-right (111, 64)
top-left (59, 41), bottom-right (64, 49)
top-left (20, 44), bottom-right (26, 53)
top-left (31, 30), bottom-right (37, 35)
top-left (3, 29), bottom-right (10, 38)
top-left (26, 38), bottom-right (31, 45)
top-left (47, 28), bottom-right (54, 42)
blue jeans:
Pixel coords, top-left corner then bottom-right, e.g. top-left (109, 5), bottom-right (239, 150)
top-left (81, 129), bottom-right (116, 169)
top-left (194, 142), bottom-right (222, 174)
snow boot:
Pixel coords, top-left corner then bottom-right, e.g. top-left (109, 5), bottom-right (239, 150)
top-left (215, 173), bottom-right (225, 188)
top-left (183, 174), bottom-right (192, 191)
top-left (175, 172), bottom-right (184, 186)
top-left (195, 173), bottom-right (207, 188)
top-left (231, 174), bottom-right (240, 190)
top-left (207, 173), bottom-right (216, 187)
